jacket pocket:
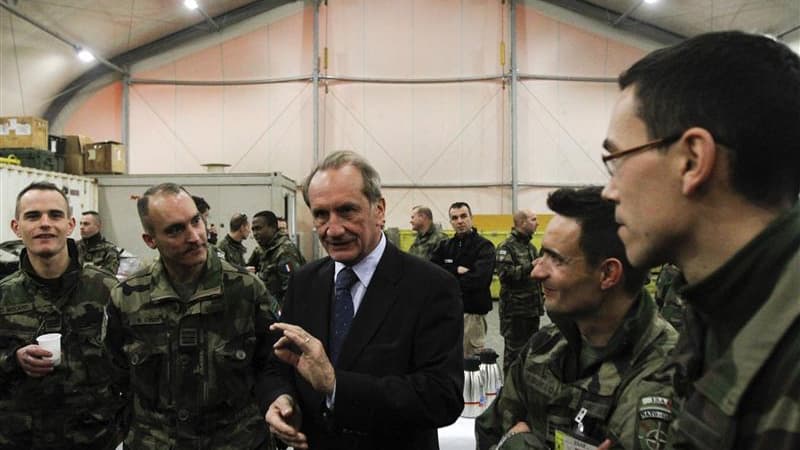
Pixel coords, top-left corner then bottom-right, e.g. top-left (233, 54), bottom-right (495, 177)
top-left (210, 334), bottom-right (256, 407)
top-left (125, 343), bottom-right (166, 410)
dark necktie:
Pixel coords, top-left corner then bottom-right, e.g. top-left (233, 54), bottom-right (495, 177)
top-left (330, 267), bottom-right (358, 364)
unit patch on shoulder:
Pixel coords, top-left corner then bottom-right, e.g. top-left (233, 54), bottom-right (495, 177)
top-left (636, 395), bottom-right (672, 450)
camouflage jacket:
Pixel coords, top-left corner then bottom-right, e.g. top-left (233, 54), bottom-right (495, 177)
top-left (77, 234), bottom-right (121, 275)
top-left (0, 240), bottom-right (125, 449)
top-left (217, 234), bottom-right (247, 268)
top-left (666, 205), bottom-right (800, 449)
top-left (495, 229), bottom-right (543, 319)
top-left (103, 249), bottom-right (278, 449)
top-left (654, 264), bottom-right (686, 333)
top-left (250, 232), bottom-right (305, 307)
top-left (476, 290), bottom-right (678, 450)
top-left (408, 226), bottom-right (448, 260)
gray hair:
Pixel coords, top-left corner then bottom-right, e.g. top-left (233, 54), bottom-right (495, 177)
top-left (302, 150), bottom-right (382, 206)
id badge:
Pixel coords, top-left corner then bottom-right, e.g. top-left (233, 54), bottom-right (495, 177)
top-left (554, 429), bottom-right (598, 450)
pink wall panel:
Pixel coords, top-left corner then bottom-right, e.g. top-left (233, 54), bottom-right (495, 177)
top-left (323, 82), bottom-right (504, 185)
top-left (459, 0), bottom-right (506, 75)
top-left (267, 7), bottom-right (314, 77)
top-left (516, 79), bottom-right (615, 184)
top-left (517, 5), bottom-right (646, 77)
top-left (517, 7), bottom-right (560, 74)
top-left (129, 84), bottom-right (181, 173)
top-left (175, 45), bottom-right (225, 80)
top-left (605, 39), bottom-right (647, 76)
top-left (223, 82), bottom-right (314, 181)
top-left (325, 0), bottom-right (502, 77)
top-left (63, 82), bottom-right (122, 142)
top-left (362, 0), bottom-right (414, 77)
top-left (323, 0), bottom-right (366, 75)
top-left (174, 85), bottom-right (225, 164)
top-left (59, 1), bottom-right (656, 226)
top-left (382, 187), bottom-right (509, 229)
top-left (556, 23), bottom-right (614, 77)
top-left (222, 28), bottom-right (271, 79)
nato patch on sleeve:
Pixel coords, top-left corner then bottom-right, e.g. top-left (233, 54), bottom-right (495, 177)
top-left (636, 395), bottom-right (673, 450)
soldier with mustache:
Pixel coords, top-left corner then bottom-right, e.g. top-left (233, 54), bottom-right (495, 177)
top-left (103, 182), bottom-right (278, 449)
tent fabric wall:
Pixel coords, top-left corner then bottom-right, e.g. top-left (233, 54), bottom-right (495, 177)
top-left (60, 0), bottom-right (653, 231)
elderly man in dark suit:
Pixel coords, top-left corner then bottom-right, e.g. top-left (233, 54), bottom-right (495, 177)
top-left (263, 150), bottom-right (464, 450)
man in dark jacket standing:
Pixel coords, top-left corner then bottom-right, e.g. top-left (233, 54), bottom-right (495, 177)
top-left (432, 202), bottom-right (495, 357)
top-left (263, 151), bottom-right (463, 450)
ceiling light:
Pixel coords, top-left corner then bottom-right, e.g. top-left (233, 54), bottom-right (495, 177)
top-left (77, 48), bottom-right (95, 62)
top-left (644, 0), bottom-right (658, 4)
top-left (184, 0), bottom-right (199, 10)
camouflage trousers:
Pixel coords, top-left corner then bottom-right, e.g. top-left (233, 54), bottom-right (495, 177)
top-left (500, 315), bottom-right (540, 374)
top-left (464, 313), bottom-right (487, 357)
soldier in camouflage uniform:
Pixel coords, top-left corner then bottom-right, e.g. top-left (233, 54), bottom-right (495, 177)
top-left (0, 182), bottom-right (125, 449)
top-left (77, 210), bottom-right (121, 275)
top-left (217, 212), bottom-right (250, 267)
top-left (601, 32), bottom-right (800, 448)
top-left (102, 183), bottom-right (277, 449)
top-left (653, 264), bottom-right (686, 333)
top-left (476, 187), bottom-right (677, 450)
top-left (248, 210), bottom-right (305, 307)
top-left (495, 208), bottom-right (543, 374)
top-left (408, 205), bottom-right (447, 259)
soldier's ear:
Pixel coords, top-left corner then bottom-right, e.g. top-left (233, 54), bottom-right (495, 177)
top-left (142, 233), bottom-right (157, 249)
top-left (10, 218), bottom-right (20, 237)
top-left (599, 258), bottom-right (623, 290)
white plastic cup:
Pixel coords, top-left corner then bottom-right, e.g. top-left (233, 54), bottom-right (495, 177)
top-left (36, 333), bottom-right (62, 366)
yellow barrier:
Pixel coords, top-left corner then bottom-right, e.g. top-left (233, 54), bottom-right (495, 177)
top-left (0, 154), bottom-right (22, 166)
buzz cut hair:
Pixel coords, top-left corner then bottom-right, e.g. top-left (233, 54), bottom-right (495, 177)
top-left (448, 201), bottom-right (472, 217)
top-left (82, 210), bottom-right (101, 224)
top-left (229, 213), bottom-right (249, 232)
top-left (412, 205), bottom-right (433, 221)
top-left (253, 210), bottom-right (278, 229)
top-left (137, 183), bottom-right (192, 234)
top-left (15, 181), bottom-right (70, 218)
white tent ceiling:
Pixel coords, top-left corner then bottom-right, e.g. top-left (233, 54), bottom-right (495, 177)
top-left (0, 0), bottom-right (796, 121)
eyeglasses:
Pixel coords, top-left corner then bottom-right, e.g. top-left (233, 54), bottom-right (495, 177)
top-left (602, 132), bottom-right (682, 177)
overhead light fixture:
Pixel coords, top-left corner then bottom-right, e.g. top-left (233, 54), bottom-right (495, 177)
top-left (644, 0), bottom-right (658, 4)
top-left (77, 48), bottom-right (95, 62)
top-left (183, 0), bottom-right (220, 31)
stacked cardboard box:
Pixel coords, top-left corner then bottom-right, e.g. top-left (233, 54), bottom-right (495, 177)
top-left (0, 116), bottom-right (48, 151)
top-left (64, 135), bottom-right (92, 175)
top-left (84, 141), bottom-right (126, 174)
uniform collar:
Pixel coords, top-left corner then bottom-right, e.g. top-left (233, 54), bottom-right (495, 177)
top-left (150, 247), bottom-right (222, 302)
top-left (510, 228), bottom-right (532, 242)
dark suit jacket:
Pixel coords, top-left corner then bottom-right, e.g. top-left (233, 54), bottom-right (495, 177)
top-left (263, 242), bottom-right (464, 450)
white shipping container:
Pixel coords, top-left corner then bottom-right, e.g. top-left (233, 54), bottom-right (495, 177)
top-left (0, 164), bottom-right (97, 243)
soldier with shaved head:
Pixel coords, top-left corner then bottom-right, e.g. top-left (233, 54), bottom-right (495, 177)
top-left (494, 208), bottom-right (543, 373)
top-left (77, 210), bottom-right (121, 275)
top-left (408, 205), bottom-right (447, 260)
